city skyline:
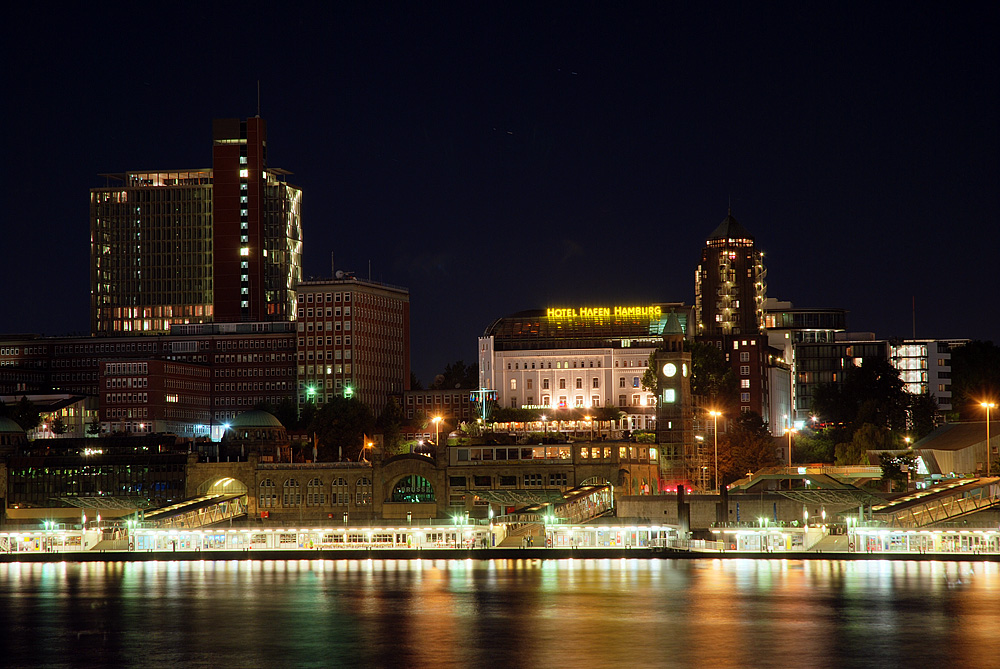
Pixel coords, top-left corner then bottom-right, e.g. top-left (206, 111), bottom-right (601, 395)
top-left (3, 4), bottom-right (997, 385)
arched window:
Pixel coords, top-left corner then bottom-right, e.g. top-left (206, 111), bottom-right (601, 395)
top-left (391, 475), bottom-right (435, 503)
top-left (355, 478), bottom-right (372, 506)
top-left (510, 379), bottom-right (517, 391)
top-left (333, 477), bottom-right (348, 505)
top-left (306, 478), bottom-right (325, 506)
top-left (259, 479), bottom-right (276, 508)
top-left (283, 479), bottom-right (301, 506)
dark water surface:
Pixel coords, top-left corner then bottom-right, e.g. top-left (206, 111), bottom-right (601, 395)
top-left (1, 558), bottom-right (997, 668)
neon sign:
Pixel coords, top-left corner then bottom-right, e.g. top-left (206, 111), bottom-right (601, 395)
top-left (546, 306), bottom-right (663, 319)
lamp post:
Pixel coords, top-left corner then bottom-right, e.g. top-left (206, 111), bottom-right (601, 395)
top-left (784, 427), bottom-right (796, 489)
top-left (982, 402), bottom-right (995, 476)
top-left (432, 416), bottom-right (442, 446)
top-left (709, 410), bottom-right (721, 493)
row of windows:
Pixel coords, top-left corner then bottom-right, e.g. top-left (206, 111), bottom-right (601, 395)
top-left (299, 292), bottom-right (352, 304)
top-left (298, 307), bottom-right (352, 319)
top-left (511, 394), bottom-right (651, 408)
top-left (258, 477), bottom-right (371, 507)
top-left (449, 473), bottom-right (569, 487)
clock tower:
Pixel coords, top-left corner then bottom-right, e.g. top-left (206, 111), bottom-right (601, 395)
top-left (655, 311), bottom-right (695, 487)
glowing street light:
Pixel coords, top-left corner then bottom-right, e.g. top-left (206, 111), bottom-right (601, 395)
top-left (784, 427), bottom-right (797, 489)
top-left (982, 402), bottom-right (996, 476)
top-left (432, 416), bottom-right (442, 446)
top-left (709, 410), bottom-right (722, 493)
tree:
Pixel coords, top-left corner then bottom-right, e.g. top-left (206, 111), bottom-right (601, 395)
top-left (834, 423), bottom-right (894, 465)
top-left (87, 419), bottom-right (102, 436)
top-left (11, 396), bottom-right (40, 432)
top-left (813, 358), bottom-right (908, 433)
top-left (376, 400), bottom-right (406, 457)
top-left (430, 360), bottom-right (478, 390)
top-left (308, 396), bottom-right (375, 461)
top-left (877, 451), bottom-right (916, 493)
top-left (51, 417), bottom-right (67, 435)
top-left (687, 341), bottom-right (739, 411)
top-left (793, 431), bottom-right (836, 464)
top-left (950, 340), bottom-right (1000, 419)
top-left (410, 372), bottom-right (424, 391)
top-left (908, 393), bottom-right (939, 440)
top-left (717, 411), bottom-right (778, 484)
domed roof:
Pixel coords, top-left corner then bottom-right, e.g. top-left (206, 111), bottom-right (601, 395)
top-left (0, 416), bottom-right (26, 434)
top-left (228, 410), bottom-right (284, 429)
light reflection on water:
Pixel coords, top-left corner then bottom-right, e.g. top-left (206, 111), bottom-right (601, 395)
top-left (1, 559), bottom-right (997, 668)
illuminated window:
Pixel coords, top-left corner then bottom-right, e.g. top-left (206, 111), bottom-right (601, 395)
top-left (240, 247), bottom-right (249, 256)
top-left (239, 169), bottom-right (249, 178)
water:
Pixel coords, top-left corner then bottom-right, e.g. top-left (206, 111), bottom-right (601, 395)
top-left (1, 558), bottom-right (998, 668)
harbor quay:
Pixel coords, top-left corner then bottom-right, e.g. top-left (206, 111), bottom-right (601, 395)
top-left (1, 521), bottom-right (997, 562)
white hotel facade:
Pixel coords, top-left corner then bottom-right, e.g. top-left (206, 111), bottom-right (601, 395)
top-left (478, 304), bottom-right (694, 431)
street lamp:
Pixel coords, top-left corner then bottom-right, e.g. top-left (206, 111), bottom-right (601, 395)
top-left (784, 427), bottom-right (796, 489)
top-left (709, 410), bottom-right (722, 493)
top-left (432, 416), bottom-right (442, 446)
top-left (982, 402), bottom-right (996, 477)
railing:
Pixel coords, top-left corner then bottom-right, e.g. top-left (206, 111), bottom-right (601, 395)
top-left (651, 538), bottom-right (726, 551)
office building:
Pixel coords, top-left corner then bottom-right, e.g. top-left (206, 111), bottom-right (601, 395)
top-left (295, 273), bottom-right (410, 414)
top-left (90, 117), bottom-right (302, 335)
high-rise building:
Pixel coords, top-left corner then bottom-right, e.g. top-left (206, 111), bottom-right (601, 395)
top-left (90, 117), bottom-right (302, 335)
top-left (695, 210), bottom-right (767, 337)
top-left (295, 274), bottom-right (410, 414)
top-left (694, 212), bottom-right (789, 433)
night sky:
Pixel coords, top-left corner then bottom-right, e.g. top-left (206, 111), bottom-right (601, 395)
top-left (3, 4), bottom-right (998, 385)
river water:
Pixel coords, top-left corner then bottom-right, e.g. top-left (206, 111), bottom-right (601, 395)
top-left (1, 558), bottom-right (997, 668)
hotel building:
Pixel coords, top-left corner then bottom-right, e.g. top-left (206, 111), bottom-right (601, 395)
top-left (478, 304), bottom-right (694, 431)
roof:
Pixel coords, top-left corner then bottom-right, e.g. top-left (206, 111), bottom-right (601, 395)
top-left (229, 410), bottom-right (284, 429)
top-left (663, 311), bottom-right (684, 336)
top-left (0, 416), bottom-right (25, 434)
top-left (482, 304), bottom-right (691, 349)
top-left (707, 212), bottom-right (754, 242)
top-left (914, 421), bottom-right (998, 452)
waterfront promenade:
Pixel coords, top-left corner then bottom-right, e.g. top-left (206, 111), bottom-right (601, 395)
top-left (2, 545), bottom-right (997, 564)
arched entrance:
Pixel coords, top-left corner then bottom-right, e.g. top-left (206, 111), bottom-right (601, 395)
top-left (390, 475), bottom-right (436, 503)
top-left (197, 477), bottom-right (249, 496)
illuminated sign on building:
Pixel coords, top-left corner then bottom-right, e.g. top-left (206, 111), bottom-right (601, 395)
top-left (546, 306), bottom-right (663, 319)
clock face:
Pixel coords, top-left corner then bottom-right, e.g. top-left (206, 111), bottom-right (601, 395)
top-left (663, 363), bottom-right (677, 377)
top-left (682, 363), bottom-right (688, 377)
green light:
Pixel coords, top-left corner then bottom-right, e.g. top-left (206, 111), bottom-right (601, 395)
top-left (307, 385), bottom-right (316, 397)
top-left (344, 386), bottom-right (354, 398)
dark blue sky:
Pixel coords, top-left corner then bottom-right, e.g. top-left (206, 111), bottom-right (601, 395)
top-left (3, 3), bottom-right (998, 385)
